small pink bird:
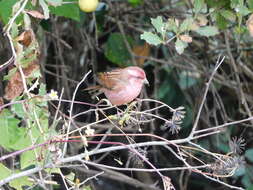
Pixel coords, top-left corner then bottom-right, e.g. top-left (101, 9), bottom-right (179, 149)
top-left (91, 66), bottom-right (149, 105)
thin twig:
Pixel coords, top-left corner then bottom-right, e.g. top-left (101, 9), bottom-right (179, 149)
top-left (62, 70), bottom-right (92, 157)
top-left (194, 116), bottom-right (253, 135)
top-left (189, 56), bottom-right (225, 138)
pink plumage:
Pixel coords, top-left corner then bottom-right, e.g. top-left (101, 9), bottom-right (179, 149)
top-left (96, 66), bottom-right (148, 105)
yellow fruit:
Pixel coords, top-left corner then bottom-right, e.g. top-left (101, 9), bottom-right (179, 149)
top-left (78, 0), bottom-right (99, 13)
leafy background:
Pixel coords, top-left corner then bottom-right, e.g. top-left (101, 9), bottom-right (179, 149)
top-left (1, 0), bottom-right (253, 189)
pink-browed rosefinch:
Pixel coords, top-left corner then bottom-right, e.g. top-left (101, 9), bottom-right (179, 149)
top-left (90, 66), bottom-right (149, 105)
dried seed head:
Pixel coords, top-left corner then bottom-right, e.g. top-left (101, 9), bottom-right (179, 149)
top-left (209, 155), bottom-right (245, 176)
top-left (173, 106), bottom-right (186, 121)
top-left (162, 106), bottom-right (185, 134)
top-left (163, 120), bottom-right (182, 134)
top-left (229, 137), bottom-right (246, 155)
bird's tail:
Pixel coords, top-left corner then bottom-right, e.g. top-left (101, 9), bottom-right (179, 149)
top-left (82, 85), bottom-right (101, 91)
top-left (83, 85), bottom-right (103, 100)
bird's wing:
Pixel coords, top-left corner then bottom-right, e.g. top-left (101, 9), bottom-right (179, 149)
top-left (97, 69), bottom-right (125, 90)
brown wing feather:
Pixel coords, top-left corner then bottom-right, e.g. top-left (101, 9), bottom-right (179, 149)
top-left (97, 69), bottom-right (123, 90)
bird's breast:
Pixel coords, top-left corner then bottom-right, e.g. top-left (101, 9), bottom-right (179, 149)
top-left (102, 81), bottom-right (143, 105)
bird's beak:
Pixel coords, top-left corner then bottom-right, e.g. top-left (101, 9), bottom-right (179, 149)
top-left (143, 78), bottom-right (149, 86)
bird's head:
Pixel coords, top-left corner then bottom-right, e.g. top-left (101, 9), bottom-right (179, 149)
top-left (125, 66), bottom-right (149, 86)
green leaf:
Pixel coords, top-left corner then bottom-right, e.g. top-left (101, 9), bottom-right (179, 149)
top-left (230, 0), bottom-right (240, 9)
top-left (196, 26), bottom-right (219, 36)
top-left (11, 103), bottom-right (25, 118)
top-left (194, 0), bottom-right (204, 13)
top-left (46, 0), bottom-right (62, 6)
top-left (0, 109), bottom-right (31, 150)
top-left (180, 17), bottom-right (194, 32)
top-left (246, 185), bottom-right (253, 190)
top-left (151, 16), bottom-right (165, 35)
top-left (39, 83), bottom-right (47, 96)
top-left (83, 186), bottom-right (92, 190)
top-left (11, 22), bottom-right (19, 38)
top-left (237, 5), bottom-right (251, 16)
top-left (0, 163), bottom-right (12, 180)
top-left (20, 125), bottom-right (44, 169)
top-left (20, 126), bottom-right (43, 169)
top-left (39, 0), bottom-right (50, 19)
top-left (220, 10), bottom-right (236, 21)
top-left (247, 0), bottom-right (253, 9)
top-left (37, 107), bottom-right (49, 131)
top-left (31, 68), bottom-right (42, 78)
top-left (128, 0), bottom-right (142, 6)
top-left (26, 101), bottom-right (49, 131)
top-left (0, 109), bottom-right (20, 150)
top-left (0, 0), bottom-right (18, 24)
top-left (0, 163), bottom-right (33, 189)
top-left (21, 54), bottom-right (37, 66)
top-left (3, 67), bottom-right (17, 81)
top-left (207, 0), bottom-right (230, 7)
top-left (179, 71), bottom-right (198, 89)
top-left (166, 18), bottom-right (178, 33)
top-left (140, 32), bottom-right (163, 46)
top-left (245, 148), bottom-right (253, 162)
top-left (105, 33), bottom-right (133, 66)
top-left (175, 38), bottom-right (188, 54)
top-left (20, 150), bottom-right (37, 169)
top-left (242, 175), bottom-right (252, 188)
top-left (49, 1), bottom-right (80, 21)
top-left (9, 176), bottom-right (33, 190)
top-left (216, 12), bottom-right (228, 29)
top-left (233, 165), bottom-right (245, 177)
